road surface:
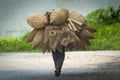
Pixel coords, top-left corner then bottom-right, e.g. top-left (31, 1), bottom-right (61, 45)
top-left (0, 51), bottom-right (120, 80)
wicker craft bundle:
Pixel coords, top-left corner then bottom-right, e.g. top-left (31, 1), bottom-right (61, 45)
top-left (50, 8), bottom-right (69, 25)
top-left (27, 13), bottom-right (48, 29)
top-left (26, 8), bottom-right (96, 53)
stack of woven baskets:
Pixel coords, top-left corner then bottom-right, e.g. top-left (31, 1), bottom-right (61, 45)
top-left (26, 8), bottom-right (96, 53)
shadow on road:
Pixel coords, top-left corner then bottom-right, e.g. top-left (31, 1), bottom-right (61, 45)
top-left (0, 62), bottom-right (120, 80)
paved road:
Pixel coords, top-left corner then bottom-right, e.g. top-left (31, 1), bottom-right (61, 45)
top-left (0, 51), bottom-right (120, 80)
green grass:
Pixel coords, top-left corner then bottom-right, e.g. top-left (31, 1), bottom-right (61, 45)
top-left (86, 22), bottom-right (120, 50)
top-left (0, 33), bottom-right (42, 52)
top-left (0, 22), bottom-right (120, 52)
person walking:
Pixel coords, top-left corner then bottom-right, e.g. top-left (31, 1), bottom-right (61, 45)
top-left (52, 46), bottom-right (65, 77)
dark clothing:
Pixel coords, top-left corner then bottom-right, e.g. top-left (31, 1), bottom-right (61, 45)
top-left (52, 47), bottom-right (65, 72)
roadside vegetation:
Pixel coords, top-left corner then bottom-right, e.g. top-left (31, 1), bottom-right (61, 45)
top-left (86, 6), bottom-right (120, 50)
top-left (0, 33), bottom-right (42, 52)
top-left (0, 6), bottom-right (120, 52)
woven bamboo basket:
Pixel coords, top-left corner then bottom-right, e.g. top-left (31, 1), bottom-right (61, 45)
top-left (78, 39), bottom-right (90, 50)
top-left (77, 29), bottom-right (94, 39)
top-left (26, 29), bottom-right (38, 42)
top-left (32, 28), bottom-right (44, 48)
top-left (42, 25), bottom-right (57, 52)
top-left (60, 31), bottom-right (80, 47)
top-left (27, 13), bottom-right (48, 29)
top-left (50, 8), bottom-right (69, 25)
top-left (69, 11), bottom-right (87, 24)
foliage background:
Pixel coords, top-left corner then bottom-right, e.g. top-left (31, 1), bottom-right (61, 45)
top-left (0, 7), bottom-right (120, 52)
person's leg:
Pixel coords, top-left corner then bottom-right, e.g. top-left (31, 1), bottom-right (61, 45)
top-left (52, 47), bottom-right (65, 77)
